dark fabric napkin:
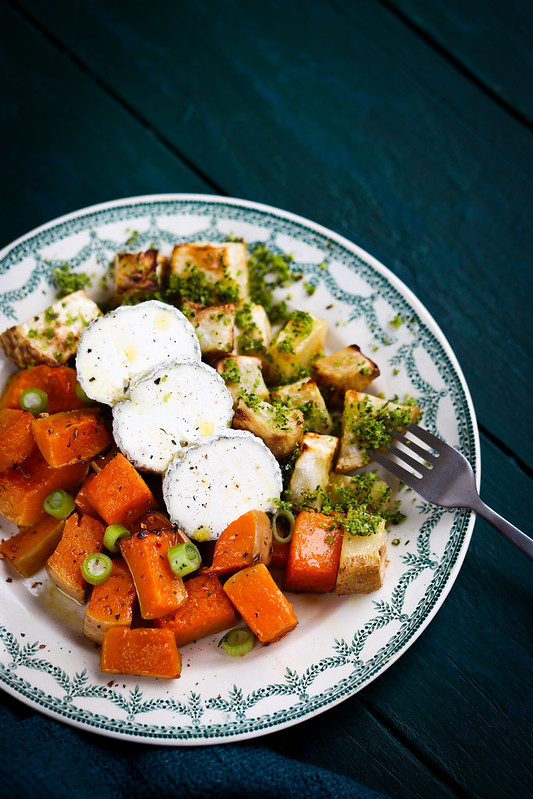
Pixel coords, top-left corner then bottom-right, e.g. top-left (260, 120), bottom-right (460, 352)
top-left (0, 693), bottom-right (390, 799)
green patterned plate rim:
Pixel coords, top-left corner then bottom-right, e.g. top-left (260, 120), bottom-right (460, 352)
top-left (0, 194), bottom-right (478, 745)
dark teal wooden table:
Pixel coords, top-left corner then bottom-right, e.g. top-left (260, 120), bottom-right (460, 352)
top-left (1, 2), bottom-right (531, 797)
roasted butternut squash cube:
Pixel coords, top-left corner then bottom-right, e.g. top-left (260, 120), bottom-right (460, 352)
top-left (0, 516), bottom-right (65, 577)
top-left (83, 559), bottom-right (137, 644)
top-left (100, 627), bottom-right (182, 678)
top-left (46, 513), bottom-right (106, 603)
top-left (0, 408), bottom-right (37, 472)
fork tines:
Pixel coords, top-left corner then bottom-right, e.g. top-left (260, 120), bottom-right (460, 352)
top-left (368, 423), bottom-right (441, 484)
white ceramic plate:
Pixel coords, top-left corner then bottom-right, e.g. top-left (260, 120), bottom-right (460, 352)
top-left (0, 195), bottom-right (478, 744)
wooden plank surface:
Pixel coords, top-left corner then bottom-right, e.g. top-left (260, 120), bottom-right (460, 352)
top-left (11, 0), bottom-right (533, 467)
top-left (385, 0), bottom-right (533, 125)
top-left (1, 2), bottom-right (532, 798)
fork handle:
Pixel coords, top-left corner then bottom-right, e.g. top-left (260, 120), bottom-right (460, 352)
top-left (470, 497), bottom-right (533, 560)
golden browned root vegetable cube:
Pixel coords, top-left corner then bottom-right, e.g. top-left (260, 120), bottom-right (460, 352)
top-left (170, 242), bottom-right (249, 302)
top-left (215, 355), bottom-right (270, 408)
top-left (288, 433), bottom-right (339, 509)
top-left (234, 303), bottom-right (272, 355)
top-left (232, 397), bottom-right (304, 459)
top-left (335, 390), bottom-right (420, 472)
top-left (186, 303), bottom-right (235, 360)
top-left (311, 344), bottom-right (380, 407)
top-left (335, 517), bottom-right (388, 594)
top-left (0, 290), bottom-right (101, 368)
top-left (262, 312), bottom-right (327, 385)
top-left (114, 249), bottom-right (168, 300)
top-left (270, 378), bottom-right (333, 433)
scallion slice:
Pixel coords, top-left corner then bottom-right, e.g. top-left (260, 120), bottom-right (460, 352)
top-left (81, 553), bottom-right (113, 585)
top-left (43, 489), bottom-right (76, 519)
top-left (103, 523), bottom-right (131, 553)
top-left (218, 628), bottom-right (255, 657)
top-left (20, 387), bottom-right (48, 416)
top-left (75, 382), bottom-right (91, 403)
top-left (167, 542), bottom-right (202, 577)
top-left (271, 508), bottom-right (295, 544)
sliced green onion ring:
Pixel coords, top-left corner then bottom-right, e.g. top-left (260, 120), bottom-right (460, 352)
top-left (218, 627), bottom-right (255, 657)
top-left (81, 553), bottom-right (113, 585)
top-left (75, 382), bottom-right (92, 403)
top-left (43, 489), bottom-right (76, 519)
top-left (20, 387), bottom-right (48, 416)
top-left (167, 542), bottom-right (202, 577)
top-left (271, 508), bottom-right (295, 544)
top-left (103, 523), bottom-right (131, 553)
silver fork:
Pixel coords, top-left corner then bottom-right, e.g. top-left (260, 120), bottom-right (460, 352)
top-left (369, 423), bottom-right (533, 559)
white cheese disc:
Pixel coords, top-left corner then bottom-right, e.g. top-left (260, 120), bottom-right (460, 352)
top-left (162, 430), bottom-right (283, 541)
top-left (112, 361), bottom-right (234, 473)
top-left (76, 300), bottom-right (201, 405)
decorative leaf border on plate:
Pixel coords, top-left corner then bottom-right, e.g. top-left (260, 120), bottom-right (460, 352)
top-left (0, 196), bottom-right (477, 743)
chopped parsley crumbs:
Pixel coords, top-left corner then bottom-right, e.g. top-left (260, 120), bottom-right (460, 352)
top-left (168, 264), bottom-right (240, 306)
top-left (52, 263), bottom-right (92, 297)
top-left (347, 395), bottom-right (415, 452)
top-left (247, 242), bottom-right (298, 322)
top-left (235, 303), bottom-right (265, 354)
top-left (219, 359), bottom-right (242, 385)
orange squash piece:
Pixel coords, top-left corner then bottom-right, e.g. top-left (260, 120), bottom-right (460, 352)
top-left (100, 627), bottom-right (182, 679)
top-left (0, 408), bottom-right (37, 472)
top-left (32, 408), bottom-right (111, 468)
top-left (284, 511), bottom-right (343, 593)
top-left (0, 365), bottom-right (88, 413)
top-left (85, 453), bottom-right (158, 527)
top-left (223, 563), bottom-right (298, 644)
top-left (204, 509), bottom-right (272, 577)
top-left (46, 513), bottom-right (105, 603)
top-left (0, 516), bottom-right (65, 577)
top-left (154, 573), bottom-right (237, 646)
top-left (270, 538), bottom-right (290, 570)
top-left (74, 472), bottom-right (99, 517)
top-left (119, 529), bottom-right (188, 620)
top-left (83, 559), bottom-right (137, 644)
top-left (0, 451), bottom-right (88, 526)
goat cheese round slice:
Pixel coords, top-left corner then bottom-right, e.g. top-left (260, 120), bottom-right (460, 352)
top-left (162, 430), bottom-right (283, 541)
top-left (76, 300), bottom-right (201, 405)
top-left (112, 361), bottom-right (234, 473)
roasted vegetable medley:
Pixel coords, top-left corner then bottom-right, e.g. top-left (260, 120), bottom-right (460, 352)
top-left (0, 240), bottom-right (420, 679)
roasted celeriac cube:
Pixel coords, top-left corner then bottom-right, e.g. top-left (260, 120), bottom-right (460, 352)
top-left (325, 472), bottom-right (391, 514)
top-left (335, 516), bottom-right (387, 594)
top-left (232, 396), bottom-right (304, 459)
top-left (336, 390), bottom-right (420, 473)
top-left (215, 355), bottom-right (269, 408)
top-left (114, 249), bottom-right (168, 301)
top-left (311, 344), bottom-right (380, 407)
top-left (288, 433), bottom-right (339, 508)
top-left (270, 377), bottom-right (333, 433)
top-left (170, 242), bottom-right (249, 303)
top-left (186, 303), bottom-right (235, 360)
top-left (262, 311), bottom-right (327, 385)
top-left (234, 303), bottom-right (272, 355)
top-left (0, 290), bottom-right (101, 368)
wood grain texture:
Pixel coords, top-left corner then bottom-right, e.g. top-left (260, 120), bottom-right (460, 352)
top-left (1, 2), bottom-right (532, 798)
top-left (9, 0), bottom-right (533, 468)
top-left (384, 0), bottom-right (533, 125)
top-left (0, 3), bottom-right (212, 249)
